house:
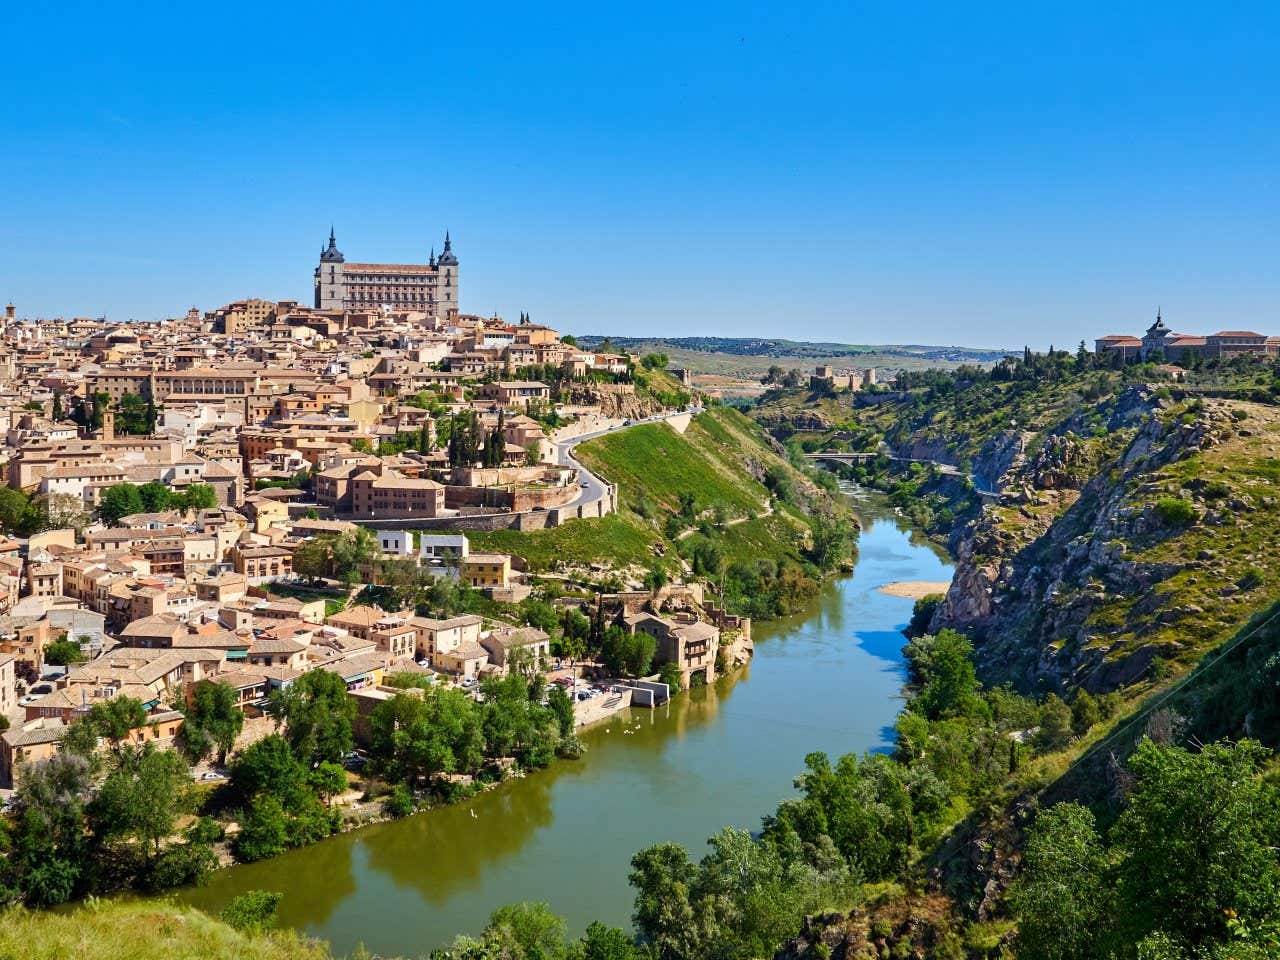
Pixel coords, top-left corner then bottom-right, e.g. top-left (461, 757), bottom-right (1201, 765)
top-left (627, 612), bottom-right (720, 686)
top-left (461, 553), bottom-right (512, 589)
top-left (232, 543), bottom-right (294, 582)
top-left (410, 614), bottom-right (483, 665)
top-left (376, 530), bottom-right (415, 557)
top-left (479, 626), bottom-right (551, 673)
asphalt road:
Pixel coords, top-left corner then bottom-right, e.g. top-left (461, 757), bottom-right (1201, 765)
top-left (554, 407), bottom-right (701, 512)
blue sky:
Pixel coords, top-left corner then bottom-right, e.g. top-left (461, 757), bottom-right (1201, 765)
top-left (3, 1), bottom-right (1278, 348)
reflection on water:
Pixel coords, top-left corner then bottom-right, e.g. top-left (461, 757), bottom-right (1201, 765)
top-left (175, 493), bottom-right (952, 956)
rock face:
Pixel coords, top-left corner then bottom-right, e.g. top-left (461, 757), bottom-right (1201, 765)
top-left (932, 388), bottom-right (1238, 692)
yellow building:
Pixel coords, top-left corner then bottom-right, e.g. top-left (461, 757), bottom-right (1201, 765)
top-left (461, 553), bottom-right (512, 588)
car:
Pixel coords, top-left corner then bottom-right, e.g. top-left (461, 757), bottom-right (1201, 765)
top-left (30, 684), bottom-right (52, 695)
top-left (417, 658), bottom-right (431, 668)
top-left (198, 771), bottom-right (227, 782)
top-left (18, 695), bottom-right (38, 706)
top-left (579, 481), bottom-right (589, 487)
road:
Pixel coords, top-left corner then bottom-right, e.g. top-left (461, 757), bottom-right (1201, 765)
top-left (553, 407), bottom-right (703, 512)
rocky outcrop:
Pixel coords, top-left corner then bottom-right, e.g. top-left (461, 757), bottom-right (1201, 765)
top-left (934, 393), bottom-right (1242, 692)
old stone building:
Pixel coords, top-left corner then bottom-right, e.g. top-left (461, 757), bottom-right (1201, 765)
top-left (313, 228), bottom-right (459, 324)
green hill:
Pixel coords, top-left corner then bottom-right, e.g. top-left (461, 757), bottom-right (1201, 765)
top-left (471, 406), bottom-right (850, 615)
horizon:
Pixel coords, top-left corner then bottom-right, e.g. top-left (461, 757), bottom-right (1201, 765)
top-left (5, 2), bottom-right (1279, 349)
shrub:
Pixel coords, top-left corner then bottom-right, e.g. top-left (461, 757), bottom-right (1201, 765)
top-left (384, 784), bottom-right (415, 818)
top-left (220, 890), bottom-right (283, 932)
top-left (1238, 568), bottom-right (1265, 591)
top-left (1153, 497), bottom-right (1196, 527)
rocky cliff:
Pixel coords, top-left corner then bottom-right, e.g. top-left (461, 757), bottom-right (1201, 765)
top-left (935, 389), bottom-right (1280, 692)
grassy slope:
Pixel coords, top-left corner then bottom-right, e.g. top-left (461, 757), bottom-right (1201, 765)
top-left (0, 901), bottom-right (337, 960)
top-left (471, 406), bottom-right (820, 575)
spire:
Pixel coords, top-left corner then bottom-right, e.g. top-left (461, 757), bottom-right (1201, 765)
top-left (329, 225), bottom-right (336, 244)
top-left (437, 230), bottom-right (458, 266)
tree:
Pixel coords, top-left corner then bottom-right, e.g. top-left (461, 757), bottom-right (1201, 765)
top-left (1010, 803), bottom-right (1109, 960)
top-left (98, 483), bottom-right (144, 525)
top-left (91, 744), bottom-right (192, 857)
top-left (485, 902), bottom-right (567, 960)
top-left (231, 734), bottom-right (306, 802)
top-left (909, 630), bottom-right (984, 721)
top-left (269, 670), bottom-right (355, 765)
top-left (234, 794), bottom-right (290, 862)
top-left (32, 493), bottom-right (89, 531)
top-left (43, 638), bottom-right (86, 666)
top-left (547, 686), bottom-right (575, 740)
top-left (181, 680), bottom-right (244, 765)
top-left (580, 922), bottom-right (644, 960)
top-left (177, 484), bottom-right (217, 511)
top-left (5, 752), bottom-right (93, 905)
top-left (308, 761), bottom-right (349, 807)
top-left (629, 842), bottom-right (699, 959)
top-left (84, 696), bottom-right (148, 759)
top-left (137, 481), bottom-right (172, 513)
top-left (1111, 739), bottom-right (1280, 948)
top-left (0, 487), bottom-right (40, 536)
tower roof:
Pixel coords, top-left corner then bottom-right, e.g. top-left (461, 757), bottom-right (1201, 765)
top-left (320, 227), bottom-right (345, 263)
top-left (437, 231), bottom-right (458, 266)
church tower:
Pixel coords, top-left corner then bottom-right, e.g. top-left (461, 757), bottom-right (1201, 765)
top-left (436, 231), bottom-right (460, 322)
top-left (314, 227), bottom-right (346, 310)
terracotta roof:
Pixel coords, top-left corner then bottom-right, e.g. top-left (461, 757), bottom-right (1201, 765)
top-left (1209, 330), bottom-right (1266, 338)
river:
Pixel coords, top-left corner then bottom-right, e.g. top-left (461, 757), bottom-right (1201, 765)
top-left (176, 491), bottom-right (953, 956)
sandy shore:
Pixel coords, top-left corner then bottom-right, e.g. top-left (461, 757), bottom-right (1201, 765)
top-left (878, 580), bottom-right (951, 600)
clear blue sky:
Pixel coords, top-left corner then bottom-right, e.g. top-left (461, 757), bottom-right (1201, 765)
top-left (4, 1), bottom-right (1279, 349)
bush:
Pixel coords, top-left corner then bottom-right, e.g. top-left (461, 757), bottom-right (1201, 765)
top-left (385, 784), bottom-right (415, 818)
top-left (140, 842), bottom-right (218, 891)
top-left (1153, 497), bottom-right (1196, 527)
top-left (220, 890), bottom-right (283, 932)
top-left (1238, 567), bottom-right (1265, 591)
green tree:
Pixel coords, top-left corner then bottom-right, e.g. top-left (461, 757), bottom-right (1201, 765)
top-left (137, 481), bottom-right (172, 513)
top-left (230, 733), bottom-right (306, 801)
top-left (484, 902), bottom-right (567, 960)
top-left (269, 669), bottom-right (355, 765)
top-left (176, 484), bottom-right (218, 510)
top-left (234, 794), bottom-right (289, 862)
top-left (1010, 803), bottom-right (1109, 960)
top-left (308, 761), bottom-right (349, 807)
top-left (43, 638), bottom-right (86, 666)
top-left (91, 744), bottom-right (192, 857)
top-left (910, 630), bottom-right (984, 720)
top-left (1111, 739), bottom-right (1280, 948)
top-left (98, 483), bottom-right (144, 525)
top-left (629, 842), bottom-right (699, 960)
top-left (84, 696), bottom-right (149, 760)
top-left (180, 679), bottom-right (244, 765)
top-left (0, 487), bottom-right (40, 536)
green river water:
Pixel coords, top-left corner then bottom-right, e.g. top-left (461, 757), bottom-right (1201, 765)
top-left (175, 491), bottom-right (952, 956)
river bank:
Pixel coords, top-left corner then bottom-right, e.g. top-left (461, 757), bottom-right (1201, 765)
top-left (171, 492), bottom-right (952, 957)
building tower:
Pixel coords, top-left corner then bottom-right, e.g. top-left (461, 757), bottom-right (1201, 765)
top-left (314, 227), bottom-right (346, 310)
top-left (436, 231), bottom-right (460, 322)
top-left (101, 406), bottom-right (115, 442)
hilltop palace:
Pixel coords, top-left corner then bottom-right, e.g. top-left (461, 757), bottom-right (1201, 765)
top-left (314, 228), bottom-right (459, 323)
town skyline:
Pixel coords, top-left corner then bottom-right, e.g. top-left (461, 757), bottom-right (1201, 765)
top-left (6, 4), bottom-right (1280, 348)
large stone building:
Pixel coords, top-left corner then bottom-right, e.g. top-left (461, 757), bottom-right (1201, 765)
top-left (1096, 311), bottom-right (1280, 362)
top-left (313, 228), bottom-right (459, 323)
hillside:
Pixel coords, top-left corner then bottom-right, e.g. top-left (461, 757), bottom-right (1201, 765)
top-left (472, 405), bottom-right (850, 617)
top-left (0, 900), bottom-right (336, 960)
top-left (577, 335), bottom-right (1009, 383)
top-left (756, 356), bottom-right (1280, 692)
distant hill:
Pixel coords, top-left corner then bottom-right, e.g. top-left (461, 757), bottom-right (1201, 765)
top-left (578, 335), bottom-right (1010, 365)
top-left (576, 335), bottom-right (1011, 393)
